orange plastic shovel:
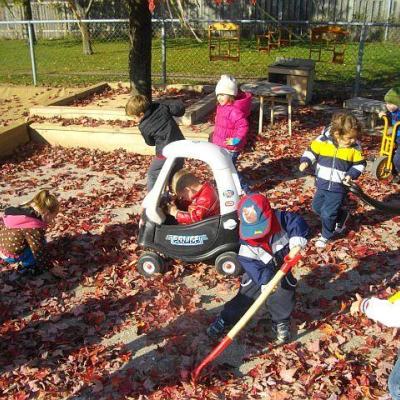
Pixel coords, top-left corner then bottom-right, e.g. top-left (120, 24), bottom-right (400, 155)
top-left (192, 253), bottom-right (302, 382)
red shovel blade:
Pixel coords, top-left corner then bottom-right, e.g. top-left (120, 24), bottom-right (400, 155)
top-left (192, 335), bottom-right (233, 382)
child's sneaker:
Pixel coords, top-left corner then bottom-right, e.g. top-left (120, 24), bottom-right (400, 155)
top-left (207, 316), bottom-right (227, 339)
top-left (335, 211), bottom-right (350, 234)
top-left (315, 236), bottom-right (329, 248)
top-left (272, 320), bottom-right (292, 344)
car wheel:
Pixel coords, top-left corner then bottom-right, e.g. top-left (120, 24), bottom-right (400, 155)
top-left (372, 155), bottom-right (391, 180)
top-left (215, 252), bottom-right (243, 276)
top-left (137, 252), bottom-right (165, 278)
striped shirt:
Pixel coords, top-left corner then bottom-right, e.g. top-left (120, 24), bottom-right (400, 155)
top-left (300, 127), bottom-right (366, 193)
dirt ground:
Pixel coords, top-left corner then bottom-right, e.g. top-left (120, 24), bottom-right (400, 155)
top-left (0, 86), bottom-right (399, 399)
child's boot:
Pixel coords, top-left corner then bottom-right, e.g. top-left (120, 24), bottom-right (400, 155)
top-left (207, 316), bottom-right (227, 339)
top-left (272, 320), bottom-right (292, 344)
top-left (392, 175), bottom-right (400, 184)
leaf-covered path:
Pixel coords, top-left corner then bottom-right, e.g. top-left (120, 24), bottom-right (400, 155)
top-left (0, 105), bottom-right (399, 399)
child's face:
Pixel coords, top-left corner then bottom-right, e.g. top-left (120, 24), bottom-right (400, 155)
top-left (386, 103), bottom-right (399, 113)
top-left (177, 188), bottom-right (191, 202)
top-left (217, 94), bottom-right (232, 106)
top-left (177, 186), bottom-right (198, 202)
top-left (131, 112), bottom-right (144, 124)
top-left (336, 133), bottom-right (356, 148)
top-left (42, 211), bottom-right (57, 225)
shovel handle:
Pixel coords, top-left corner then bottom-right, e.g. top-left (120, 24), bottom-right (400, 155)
top-left (192, 253), bottom-right (302, 383)
top-left (225, 253), bottom-right (302, 340)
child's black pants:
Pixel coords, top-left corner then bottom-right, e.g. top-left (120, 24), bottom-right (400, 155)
top-left (220, 272), bottom-right (297, 325)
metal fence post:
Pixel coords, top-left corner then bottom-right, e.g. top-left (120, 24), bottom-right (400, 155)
top-left (353, 23), bottom-right (367, 97)
top-left (161, 18), bottom-right (167, 86)
top-left (27, 21), bottom-right (37, 86)
top-left (384, 0), bottom-right (393, 40)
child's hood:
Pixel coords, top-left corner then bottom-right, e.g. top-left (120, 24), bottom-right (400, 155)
top-left (233, 91), bottom-right (252, 118)
top-left (2, 206), bottom-right (47, 229)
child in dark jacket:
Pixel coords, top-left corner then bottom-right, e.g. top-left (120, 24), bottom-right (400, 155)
top-left (126, 94), bottom-right (185, 191)
top-left (207, 193), bottom-right (309, 344)
top-left (212, 75), bottom-right (252, 193)
top-left (167, 170), bottom-right (220, 224)
top-left (299, 111), bottom-right (366, 248)
top-left (0, 190), bottom-right (65, 277)
top-left (379, 87), bottom-right (400, 183)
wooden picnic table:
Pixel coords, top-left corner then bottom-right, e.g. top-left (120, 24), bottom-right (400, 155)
top-left (241, 81), bottom-right (297, 136)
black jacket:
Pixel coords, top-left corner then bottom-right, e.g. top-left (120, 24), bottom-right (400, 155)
top-left (139, 101), bottom-right (185, 156)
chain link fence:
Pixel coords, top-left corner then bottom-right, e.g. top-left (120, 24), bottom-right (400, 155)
top-left (0, 19), bottom-right (399, 99)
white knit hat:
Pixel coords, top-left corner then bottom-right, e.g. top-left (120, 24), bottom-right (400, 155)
top-left (215, 74), bottom-right (238, 97)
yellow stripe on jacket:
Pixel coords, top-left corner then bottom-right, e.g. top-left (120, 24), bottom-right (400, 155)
top-left (389, 291), bottom-right (400, 303)
top-left (310, 138), bottom-right (364, 163)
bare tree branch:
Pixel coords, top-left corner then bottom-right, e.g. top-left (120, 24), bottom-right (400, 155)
top-left (85, 0), bottom-right (96, 16)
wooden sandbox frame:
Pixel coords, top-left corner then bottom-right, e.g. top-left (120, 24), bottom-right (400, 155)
top-left (1, 82), bottom-right (217, 158)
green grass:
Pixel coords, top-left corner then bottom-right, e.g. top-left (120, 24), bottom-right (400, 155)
top-left (1, 36), bottom-right (400, 92)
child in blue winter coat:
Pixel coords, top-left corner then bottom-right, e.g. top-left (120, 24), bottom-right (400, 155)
top-left (207, 193), bottom-right (309, 344)
top-left (299, 112), bottom-right (366, 248)
top-left (379, 87), bottom-right (400, 184)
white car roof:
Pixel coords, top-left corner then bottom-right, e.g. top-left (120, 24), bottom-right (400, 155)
top-left (163, 140), bottom-right (234, 170)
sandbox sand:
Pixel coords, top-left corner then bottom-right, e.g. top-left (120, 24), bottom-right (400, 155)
top-left (0, 85), bottom-right (79, 127)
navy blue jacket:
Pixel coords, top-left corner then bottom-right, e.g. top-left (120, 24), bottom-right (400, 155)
top-left (237, 210), bottom-right (309, 286)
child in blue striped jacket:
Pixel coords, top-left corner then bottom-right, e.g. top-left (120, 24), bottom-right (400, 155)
top-left (207, 193), bottom-right (309, 344)
top-left (299, 112), bottom-right (366, 248)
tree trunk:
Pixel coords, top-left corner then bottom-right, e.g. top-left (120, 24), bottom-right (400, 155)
top-left (23, 0), bottom-right (36, 44)
top-left (78, 21), bottom-right (93, 55)
top-left (67, 0), bottom-right (94, 55)
top-left (127, 0), bottom-right (152, 100)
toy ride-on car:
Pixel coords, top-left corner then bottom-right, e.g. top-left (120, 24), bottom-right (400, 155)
top-left (372, 116), bottom-right (400, 180)
top-left (137, 140), bottom-right (244, 278)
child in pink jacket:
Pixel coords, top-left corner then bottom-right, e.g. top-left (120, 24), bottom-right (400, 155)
top-left (212, 74), bottom-right (252, 192)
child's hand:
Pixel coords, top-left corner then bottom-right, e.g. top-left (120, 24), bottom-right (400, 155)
top-left (167, 204), bottom-right (178, 217)
top-left (225, 138), bottom-right (240, 146)
top-left (50, 264), bottom-right (67, 278)
top-left (342, 175), bottom-right (352, 186)
top-left (379, 111), bottom-right (386, 118)
top-left (288, 245), bottom-right (301, 259)
top-left (299, 162), bottom-right (308, 172)
top-left (350, 293), bottom-right (363, 316)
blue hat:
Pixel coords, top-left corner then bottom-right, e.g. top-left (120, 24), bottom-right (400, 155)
top-left (238, 194), bottom-right (273, 240)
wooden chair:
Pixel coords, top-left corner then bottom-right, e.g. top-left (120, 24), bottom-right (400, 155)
top-left (208, 22), bottom-right (240, 62)
top-left (309, 26), bottom-right (349, 64)
top-left (257, 25), bottom-right (293, 53)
